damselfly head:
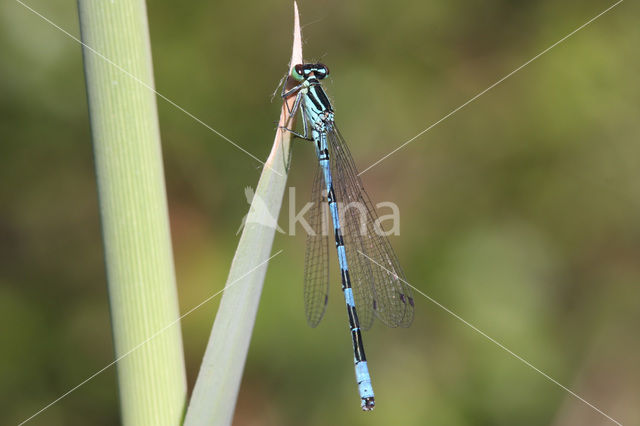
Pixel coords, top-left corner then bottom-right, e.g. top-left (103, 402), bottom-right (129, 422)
top-left (292, 63), bottom-right (330, 81)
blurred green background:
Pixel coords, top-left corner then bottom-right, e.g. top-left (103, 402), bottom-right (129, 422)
top-left (1, 0), bottom-right (638, 425)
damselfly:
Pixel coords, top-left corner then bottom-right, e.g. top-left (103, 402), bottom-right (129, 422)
top-left (281, 63), bottom-right (414, 410)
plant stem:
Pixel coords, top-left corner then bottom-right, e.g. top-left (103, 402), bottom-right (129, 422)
top-left (78, 1), bottom-right (187, 424)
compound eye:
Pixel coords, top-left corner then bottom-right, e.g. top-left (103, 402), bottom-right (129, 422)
top-left (315, 63), bottom-right (330, 79)
top-left (292, 64), bottom-right (305, 81)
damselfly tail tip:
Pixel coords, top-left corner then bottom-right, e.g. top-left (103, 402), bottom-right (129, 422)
top-left (361, 397), bottom-right (375, 411)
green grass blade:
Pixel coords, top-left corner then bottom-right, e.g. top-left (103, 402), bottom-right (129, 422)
top-left (78, 1), bottom-right (187, 424)
top-left (182, 4), bottom-right (303, 426)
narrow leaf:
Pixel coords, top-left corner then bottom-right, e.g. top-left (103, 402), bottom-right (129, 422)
top-left (183, 4), bottom-right (303, 426)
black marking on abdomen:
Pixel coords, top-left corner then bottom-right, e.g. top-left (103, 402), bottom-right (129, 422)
top-left (327, 185), bottom-right (336, 204)
top-left (351, 328), bottom-right (366, 362)
top-left (347, 303), bottom-right (360, 326)
top-left (340, 268), bottom-right (350, 291)
top-left (341, 268), bottom-right (351, 285)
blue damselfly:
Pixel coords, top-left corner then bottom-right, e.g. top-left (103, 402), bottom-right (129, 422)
top-left (281, 63), bottom-right (414, 411)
